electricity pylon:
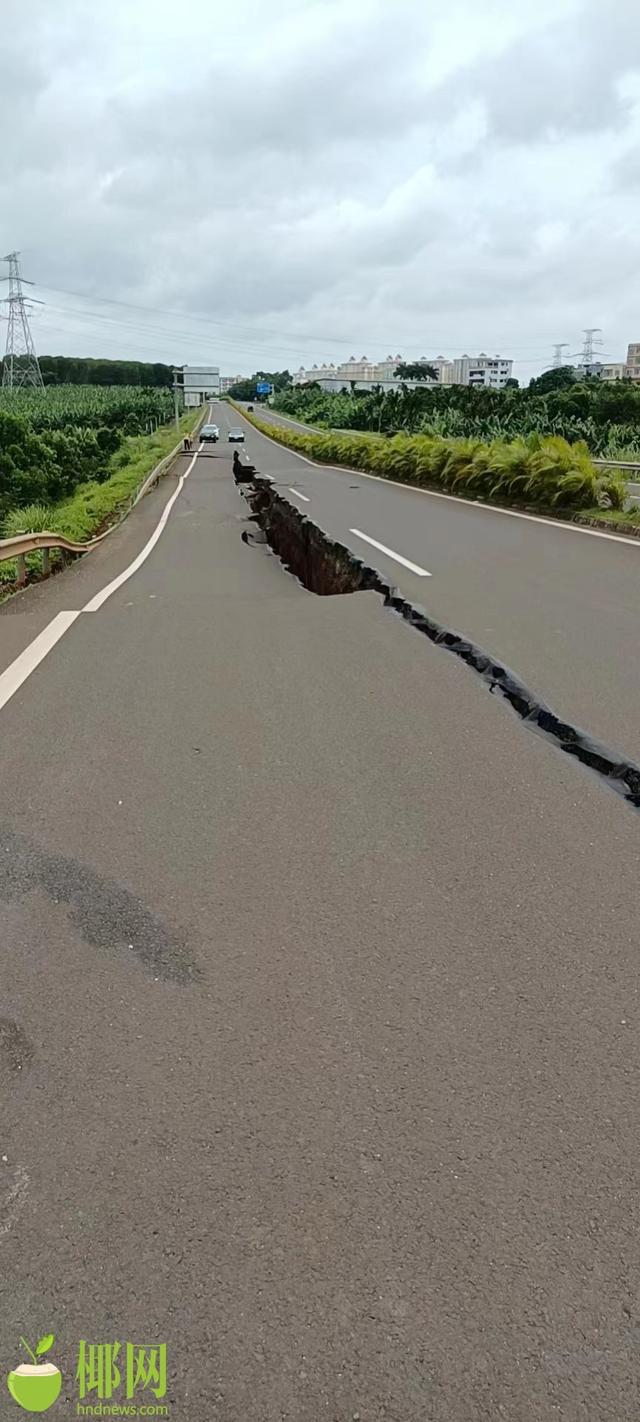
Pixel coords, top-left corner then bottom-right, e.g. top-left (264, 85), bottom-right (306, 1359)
top-left (1, 251), bottom-right (44, 389)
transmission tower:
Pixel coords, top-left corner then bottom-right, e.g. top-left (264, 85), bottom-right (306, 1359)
top-left (1, 252), bottom-right (44, 389)
top-left (552, 343), bottom-right (569, 368)
top-left (572, 327), bottom-right (603, 377)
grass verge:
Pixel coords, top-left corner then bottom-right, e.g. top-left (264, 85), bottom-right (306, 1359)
top-left (575, 506), bottom-right (640, 534)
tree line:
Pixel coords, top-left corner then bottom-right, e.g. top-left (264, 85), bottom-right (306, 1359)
top-left (272, 367), bottom-right (640, 458)
top-left (226, 370), bottom-right (292, 400)
top-left (0, 356), bottom-right (174, 387)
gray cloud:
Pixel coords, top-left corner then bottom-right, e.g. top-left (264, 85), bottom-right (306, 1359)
top-left (457, 0), bottom-right (640, 143)
top-left (1, 0), bottom-right (639, 379)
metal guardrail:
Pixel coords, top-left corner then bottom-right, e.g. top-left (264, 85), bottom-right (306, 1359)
top-left (593, 458), bottom-right (640, 472)
top-left (0, 407), bottom-right (208, 587)
top-left (0, 529), bottom-right (106, 585)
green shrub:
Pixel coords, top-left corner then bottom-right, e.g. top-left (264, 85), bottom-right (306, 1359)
top-left (3, 503), bottom-right (59, 537)
top-left (234, 402), bottom-right (623, 514)
top-left (0, 385), bottom-right (176, 518)
top-left (268, 378), bottom-right (640, 458)
top-left (1, 409), bottom-right (201, 581)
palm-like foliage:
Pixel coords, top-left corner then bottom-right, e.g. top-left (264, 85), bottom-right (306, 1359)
top-left (244, 410), bottom-right (626, 514)
top-left (274, 381), bottom-right (640, 459)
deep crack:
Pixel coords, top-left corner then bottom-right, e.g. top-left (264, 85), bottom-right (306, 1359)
top-left (243, 476), bottom-right (640, 811)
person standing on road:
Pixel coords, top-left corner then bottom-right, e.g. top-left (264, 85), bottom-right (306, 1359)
top-left (183, 434), bottom-right (192, 453)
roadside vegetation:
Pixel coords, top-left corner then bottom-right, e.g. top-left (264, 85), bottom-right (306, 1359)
top-left (0, 385), bottom-right (174, 521)
top-left (272, 367), bottom-right (640, 460)
top-left (236, 405), bottom-right (627, 516)
top-left (0, 408), bottom-right (199, 590)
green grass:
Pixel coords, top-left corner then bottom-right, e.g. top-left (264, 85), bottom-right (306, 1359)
top-left (0, 409), bottom-right (201, 589)
top-left (578, 505), bottom-right (640, 528)
top-left (2, 504), bottom-right (54, 538)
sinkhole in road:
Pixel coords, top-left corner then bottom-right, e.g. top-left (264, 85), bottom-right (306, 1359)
top-left (242, 476), bottom-right (640, 811)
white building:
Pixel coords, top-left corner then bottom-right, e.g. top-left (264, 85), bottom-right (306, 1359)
top-left (599, 363), bottom-right (627, 382)
top-left (220, 374), bottom-right (245, 393)
top-left (292, 352), bottom-right (511, 390)
top-left (292, 354), bottom-right (445, 389)
top-left (452, 353), bottom-right (513, 389)
top-left (376, 355), bottom-right (454, 384)
top-left (178, 365), bottom-right (220, 406)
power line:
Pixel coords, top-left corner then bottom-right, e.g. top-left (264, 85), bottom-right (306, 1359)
top-left (37, 302), bottom-right (552, 373)
top-left (1, 252), bottom-right (44, 389)
top-left (39, 303), bottom-right (323, 363)
top-left (39, 306), bottom-right (551, 369)
top-left (39, 282), bottom-right (555, 358)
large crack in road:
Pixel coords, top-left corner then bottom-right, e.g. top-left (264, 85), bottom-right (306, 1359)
top-left (242, 473), bottom-right (640, 811)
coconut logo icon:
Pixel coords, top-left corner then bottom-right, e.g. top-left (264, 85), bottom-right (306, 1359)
top-left (7, 1334), bottom-right (61, 1413)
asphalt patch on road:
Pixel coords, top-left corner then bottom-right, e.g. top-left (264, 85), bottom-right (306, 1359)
top-left (243, 476), bottom-right (640, 811)
top-left (0, 827), bottom-right (200, 984)
top-left (0, 1017), bottom-right (33, 1083)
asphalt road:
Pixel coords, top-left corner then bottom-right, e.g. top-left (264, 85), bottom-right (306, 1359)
top-left (236, 402), bottom-right (640, 765)
top-left (1, 418), bottom-right (639, 1420)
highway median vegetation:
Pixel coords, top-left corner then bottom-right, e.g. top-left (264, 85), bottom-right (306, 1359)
top-left (236, 406), bottom-right (627, 514)
top-left (272, 377), bottom-right (640, 460)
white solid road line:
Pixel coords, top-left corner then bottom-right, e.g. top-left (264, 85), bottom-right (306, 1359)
top-left (83, 446), bottom-right (200, 612)
top-left (288, 487), bottom-right (310, 503)
top-left (0, 611), bottom-right (81, 715)
top-left (349, 528), bottom-right (431, 577)
top-left (0, 446), bottom-right (202, 717)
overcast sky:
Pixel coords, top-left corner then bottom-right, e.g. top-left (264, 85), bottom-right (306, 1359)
top-left (1, 0), bottom-right (639, 381)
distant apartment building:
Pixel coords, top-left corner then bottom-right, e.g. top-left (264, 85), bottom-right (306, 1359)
top-left (452, 353), bottom-right (513, 389)
top-left (625, 344), bottom-right (640, 381)
top-left (291, 355), bottom-right (424, 388)
top-left (220, 374), bottom-right (246, 393)
top-left (578, 347), bottom-right (640, 381)
top-left (575, 361), bottom-right (605, 381)
top-left (584, 345), bottom-right (640, 382)
top-left (292, 352), bottom-right (508, 391)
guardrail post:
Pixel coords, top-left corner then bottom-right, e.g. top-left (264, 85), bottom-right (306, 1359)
top-left (16, 553), bottom-right (26, 587)
top-left (42, 548), bottom-right (50, 578)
